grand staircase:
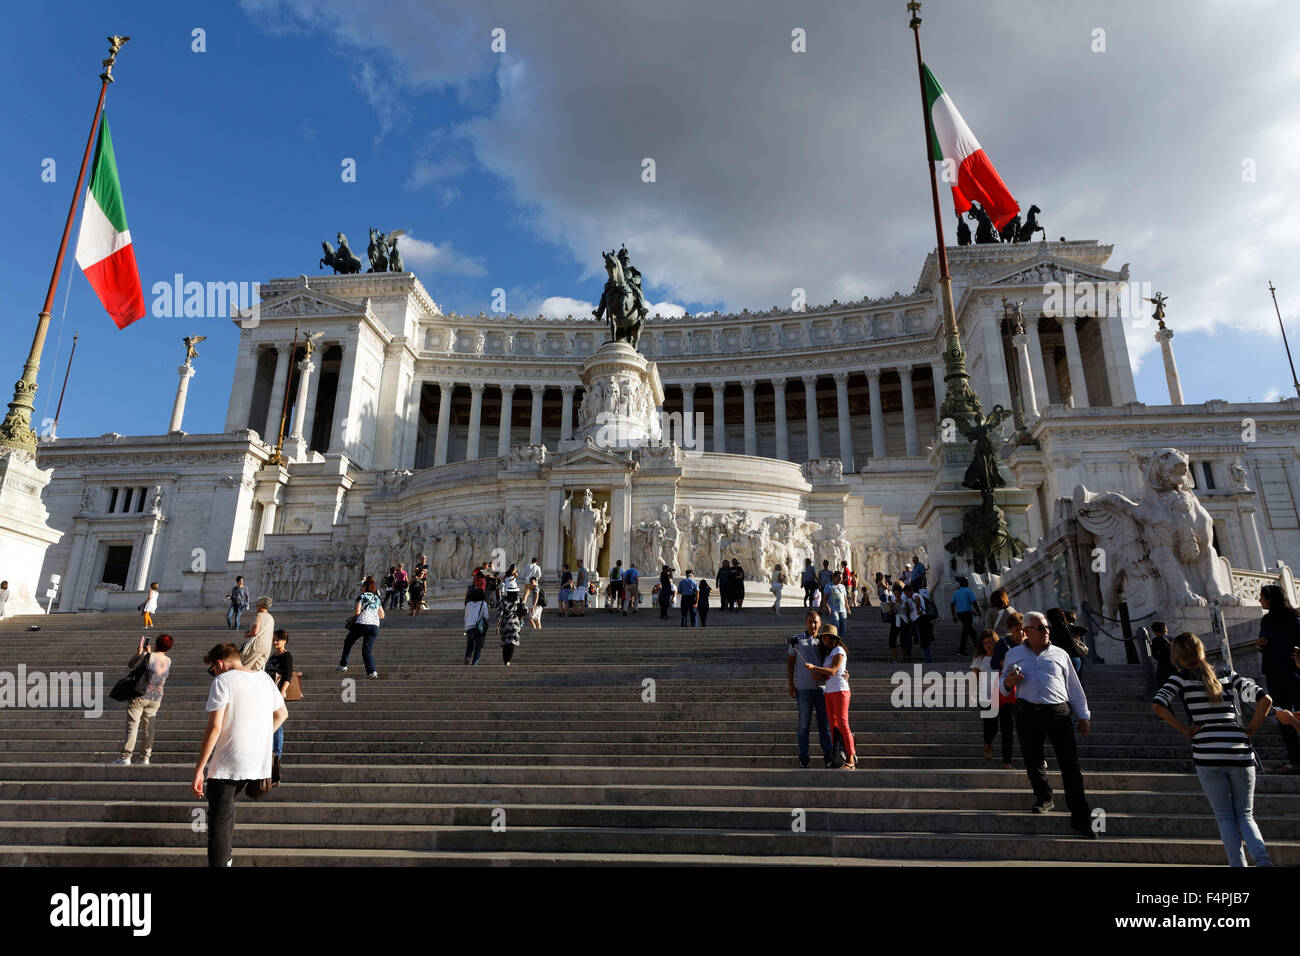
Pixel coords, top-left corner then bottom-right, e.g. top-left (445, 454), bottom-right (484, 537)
top-left (1, 603), bottom-right (1296, 865)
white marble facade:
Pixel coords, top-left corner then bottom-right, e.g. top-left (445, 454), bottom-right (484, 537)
top-left (25, 239), bottom-right (1300, 611)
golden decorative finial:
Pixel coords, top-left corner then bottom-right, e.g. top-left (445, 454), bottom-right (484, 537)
top-left (101, 35), bottom-right (130, 83)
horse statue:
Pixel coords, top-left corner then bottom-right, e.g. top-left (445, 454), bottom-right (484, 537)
top-left (955, 211), bottom-right (971, 247)
top-left (592, 247), bottom-right (648, 347)
top-left (367, 227), bottom-right (390, 273)
top-left (323, 234), bottom-right (363, 274)
top-left (998, 214), bottom-right (1021, 244)
top-left (387, 232), bottom-right (405, 272)
top-left (1016, 204), bottom-right (1044, 243)
top-left (967, 203), bottom-right (1000, 244)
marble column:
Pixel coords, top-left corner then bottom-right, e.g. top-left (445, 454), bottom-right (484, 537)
top-left (772, 378), bottom-right (789, 461)
top-left (681, 383), bottom-right (696, 451)
top-left (263, 345), bottom-right (291, 440)
top-left (400, 377), bottom-right (421, 469)
top-left (1155, 327), bottom-right (1184, 405)
top-left (1024, 316), bottom-right (1051, 411)
top-left (529, 386), bottom-right (544, 445)
top-left (712, 383), bottom-right (726, 453)
top-left (224, 342), bottom-right (260, 432)
top-left (867, 368), bottom-right (886, 460)
top-left (832, 371), bottom-right (854, 472)
top-left (1100, 313), bottom-right (1137, 404)
top-left (466, 382), bottom-right (485, 460)
top-left (133, 514), bottom-right (163, 593)
top-left (899, 366), bottom-right (919, 457)
top-left (434, 380), bottom-right (453, 466)
top-left (289, 356), bottom-right (315, 440)
top-left (1012, 330), bottom-right (1040, 417)
top-left (1059, 315), bottom-right (1090, 408)
top-left (741, 379), bottom-right (757, 456)
top-left (802, 375), bottom-right (821, 460)
top-left (497, 384), bottom-right (516, 456)
top-left (169, 363), bottom-right (195, 434)
top-left (560, 386), bottom-right (575, 441)
top-left (301, 349), bottom-right (324, 448)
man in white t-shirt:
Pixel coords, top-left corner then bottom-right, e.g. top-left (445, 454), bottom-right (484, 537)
top-left (526, 558), bottom-right (542, 586)
top-left (192, 642), bottom-right (287, 867)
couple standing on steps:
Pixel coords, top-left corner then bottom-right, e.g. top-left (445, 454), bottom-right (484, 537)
top-left (786, 609), bottom-right (856, 770)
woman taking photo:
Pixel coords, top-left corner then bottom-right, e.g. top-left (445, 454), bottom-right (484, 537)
top-left (804, 624), bottom-right (855, 770)
top-left (338, 575), bottom-right (384, 679)
top-left (1152, 632), bottom-right (1273, 867)
top-left (112, 633), bottom-right (173, 765)
top-left (1257, 584), bottom-right (1300, 774)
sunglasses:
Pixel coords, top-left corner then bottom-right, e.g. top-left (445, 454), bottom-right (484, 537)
top-left (1025, 624), bottom-right (1048, 632)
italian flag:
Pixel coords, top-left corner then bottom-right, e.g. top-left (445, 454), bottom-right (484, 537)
top-left (74, 116), bottom-right (145, 329)
top-left (923, 64), bottom-right (1020, 232)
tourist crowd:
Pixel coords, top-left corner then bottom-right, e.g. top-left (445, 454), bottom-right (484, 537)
top-left (82, 548), bottom-right (1300, 868)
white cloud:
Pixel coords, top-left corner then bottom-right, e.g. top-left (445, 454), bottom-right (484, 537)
top-left (398, 235), bottom-right (486, 276)
top-left (535, 296), bottom-right (594, 319)
top-left (246, 0), bottom-right (1300, 381)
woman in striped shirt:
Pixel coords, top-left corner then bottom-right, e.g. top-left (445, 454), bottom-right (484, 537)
top-left (1152, 632), bottom-right (1273, 867)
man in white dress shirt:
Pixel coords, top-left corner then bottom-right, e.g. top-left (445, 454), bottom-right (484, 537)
top-left (1002, 611), bottom-right (1096, 838)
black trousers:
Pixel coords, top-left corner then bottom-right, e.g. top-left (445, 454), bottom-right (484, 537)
top-left (1016, 701), bottom-right (1090, 825)
top-left (957, 611), bottom-right (977, 652)
top-left (1265, 670), bottom-right (1300, 765)
top-left (982, 706), bottom-right (1015, 763)
top-left (698, 602), bottom-right (709, 627)
top-left (680, 597), bottom-right (697, 627)
top-left (803, 583), bottom-right (817, 607)
top-left (206, 777), bottom-right (248, 867)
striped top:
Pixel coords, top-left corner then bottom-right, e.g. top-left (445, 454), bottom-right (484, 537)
top-left (1153, 671), bottom-right (1264, 766)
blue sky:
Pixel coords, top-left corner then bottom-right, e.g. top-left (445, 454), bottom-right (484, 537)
top-left (4, 0), bottom-right (1299, 440)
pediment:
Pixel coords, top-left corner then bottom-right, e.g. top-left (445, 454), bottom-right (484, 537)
top-left (255, 289), bottom-right (363, 319)
top-left (979, 255), bottom-right (1128, 289)
top-left (545, 442), bottom-right (638, 471)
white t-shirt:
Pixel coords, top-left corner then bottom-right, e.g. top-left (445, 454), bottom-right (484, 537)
top-left (205, 670), bottom-right (284, 781)
top-left (823, 646), bottom-right (849, 694)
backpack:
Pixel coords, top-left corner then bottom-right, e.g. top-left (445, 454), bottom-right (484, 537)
top-left (611, 566), bottom-right (622, 582)
top-left (923, 595), bottom-right (939, 620)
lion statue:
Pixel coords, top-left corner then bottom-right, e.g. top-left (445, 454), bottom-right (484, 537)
top-left (1073, 447), bottom-right (1239, 618)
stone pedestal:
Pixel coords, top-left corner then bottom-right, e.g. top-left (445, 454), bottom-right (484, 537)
top-left (575, 341), bottom-right (665, 451)
top-left (0, 448), bottom-right (63, 615)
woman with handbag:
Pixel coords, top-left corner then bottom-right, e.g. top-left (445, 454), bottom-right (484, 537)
top-left (1152, 632), bottom-right (1273, 867)
top-left (338, 576), bottom-right (384, 678)
top-left (266, 629), bottom-right (295, 778)
top-left (112, 633), bottom-right (172, 765)
top-left (464, 586), bottom-right (490, 664)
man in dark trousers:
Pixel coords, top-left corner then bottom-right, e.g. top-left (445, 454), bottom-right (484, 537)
top-left (1002, 611), bottom-right (1095, 838)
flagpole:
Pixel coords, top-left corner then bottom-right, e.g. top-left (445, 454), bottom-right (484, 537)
top-left (1268, 282), bottom-right (1300, 399)
top-left (52, 331), bottom-right (80, 438)
top-left (906, 2), bottom-right (982, 424)
top-left (0, 36), bottom-right (129, 456)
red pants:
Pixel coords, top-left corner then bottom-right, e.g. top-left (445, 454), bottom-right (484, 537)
top-left (824, 690), bottom-right (855, 758)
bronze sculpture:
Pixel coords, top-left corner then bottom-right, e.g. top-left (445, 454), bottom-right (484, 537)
top-left (593, 245), bottom-right (649, 347)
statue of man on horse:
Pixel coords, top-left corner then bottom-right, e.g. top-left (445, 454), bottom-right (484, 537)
top-left (593, 245), bottom-right (650, 347)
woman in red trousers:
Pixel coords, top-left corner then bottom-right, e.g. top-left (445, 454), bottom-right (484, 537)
top-left (805, 623), bottom-right (855, 770)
